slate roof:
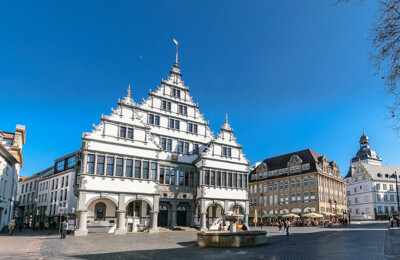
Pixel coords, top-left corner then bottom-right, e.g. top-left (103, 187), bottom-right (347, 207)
top-left (364, 164), bottom-right (400, 181)
top-left (258, 149), bottom-right (321, 170)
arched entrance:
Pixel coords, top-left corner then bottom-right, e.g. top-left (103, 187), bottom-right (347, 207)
top-left (177, 205), bottom-right (187, 226)
top-left (206, 204), bottom-right (224, 228)
top-left (126, 200), bottom-right (151, 232)
top-left (158, 205), bottom-right (168, 227)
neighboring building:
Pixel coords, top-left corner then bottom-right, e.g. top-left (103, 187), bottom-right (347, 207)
top-left (0, 125), bottom-right (26, 228)
top-left (249, 149), bottom-right (347, 221)
top-left (16, 151), bottom-right (80, 228)
top-left (16, 173), bottom-right (40, 226)
top-left (345, 132), bottom-right (400, 220)
top-left (37, 151), bottom-right (80, 227)
top-left (74, 54), bottom-right (249, 236)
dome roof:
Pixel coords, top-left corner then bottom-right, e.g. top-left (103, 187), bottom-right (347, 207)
top-left (351, 131), bottom-right (382, 164)
top-left (359, 132), bottom-right (369, 144)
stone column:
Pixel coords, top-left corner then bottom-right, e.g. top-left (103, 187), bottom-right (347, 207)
top-left (74, 210), bottom-right (88, 236)
top-left (200, 213), bottom-right (207, 231)
top-left (149, 211), bottom-right (159, 233)
top-left (115, 210), bottom-right (126, 235)
top-left (172, 209), bottom-right (177, 227)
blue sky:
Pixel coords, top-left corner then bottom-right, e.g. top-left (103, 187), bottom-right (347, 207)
top-left (1, 0), bottom-right (398, 177)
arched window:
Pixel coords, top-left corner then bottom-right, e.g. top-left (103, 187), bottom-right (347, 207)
top-left (177, 205), bottom-right (186, 211)
top-left (95, 202), bottom-right (106, 221)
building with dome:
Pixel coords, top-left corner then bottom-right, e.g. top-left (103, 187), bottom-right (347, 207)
top-left (345, 132), bottom-right (400, 220)
top-left (73, 52), bottom-right (249, 236)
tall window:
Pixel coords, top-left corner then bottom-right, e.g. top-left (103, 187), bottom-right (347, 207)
top-left (210, 171), bottom-right (215, 185)
top-left (160, 168), bottom-right (165, 184)
top-left (167, 139), bottom-right (172, 151)
top-left (87, 154), bottom-right (95, 174)
top-left (116, 158), bottom-right (123, 176)
top-left (126, 159), bottom-right (133, 177)
top-left (64, 189), bottom-right (67, 200)
top-left (184, 142), bottom-right (189, 154)
top-left (178, 141), bottom-right (184, 153)
top-left (161, 138), bottom-right (167, 150)
top-left (106, 157), bottom-right (114, 176)
top-left (120, 126), bottom-right (126, 138)
top-left (67, 156), bottom-right (75, 168)
top-left (151, 162), bottom-right (157, 179)
top-left (61, 177), bottom-right (64, 188)
top-left (95, 202), bottom-right (106, 221)
top-left (143, 161), bottom-right (149, 179)
top-left (194, 144), bottom-right (199, 154)
top-left (217, 171), bottom-right (221, 186)
top-left (165, 169), bottom-right (170, 184)
top-left (127, 128), bottom-right (133, 139)
top-left (66, 176), bottom-right (69, 187)
top-left (194, 124), bottom-right (198, 133)
top-left (171, 170), bottom-right (175, 185)
top-left (238, 174), bottom-right (242, 188)
top-left (149, 114), bottom-right (154, 125)
top-left (175, 120), bottom-right (180, 130)
top-left (233, 173), bottom-right (237, 187)
top-left (169, 119), bottom-right (175, 129)
top-left (134, 160), bottom-right (141, 178)
top-left (190, 172), bottom-right (194, 187)
top-left (222, 172), bottom-right (226, 186)
top-left (60, 190), bottom-right (63, 201)
top-left (310, 176), bottom-right (315, 186)
top-left (56, 179), bottom-right (58, 189)
top-left (303, 177), bottom-right (308, 186)
top-left (97, 156), bottom-right (105, 175)
top-left (179, 170), bottom-right (184, 185)
top-left (228, 173), bottom-right (232, 187)
top-left (204, 170), bottom-right (210, 185)
top-left (296, 178), bottom-right (300, 187)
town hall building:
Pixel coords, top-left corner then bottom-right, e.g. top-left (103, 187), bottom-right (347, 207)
top-left (74, 52), bottom-right (250, 236)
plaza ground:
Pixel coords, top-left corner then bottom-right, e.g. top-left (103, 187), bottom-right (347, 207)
top-left (0, 221), bottom-right (399, 259)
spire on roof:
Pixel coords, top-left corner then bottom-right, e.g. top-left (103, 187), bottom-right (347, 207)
top-left (121, 84), bottom-right (135, 105)
top-left (221, 113), bottom-right (233, 132)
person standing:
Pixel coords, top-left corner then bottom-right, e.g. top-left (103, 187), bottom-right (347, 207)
top-left (285, 220), bottom-right (290, 236)
top-left (8, 220), bottom-right (15, 236)
top-left (60, 221), bottom-right (68, 239)
top-left (390, 217), bottom-right (394, 228)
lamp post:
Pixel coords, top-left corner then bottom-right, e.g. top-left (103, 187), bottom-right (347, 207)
top-left (390, 171), bottom-right (400, 215)
top-left (260, 193), bottom-right (263, 229)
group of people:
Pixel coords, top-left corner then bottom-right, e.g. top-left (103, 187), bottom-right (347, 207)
top-left (389, 216), bottom-right (400, 227)
top-left (276, 220), bottom-right (291, 236)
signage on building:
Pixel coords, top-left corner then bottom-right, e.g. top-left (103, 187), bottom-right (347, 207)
top-left (58, 207), bottom-right (66, 214)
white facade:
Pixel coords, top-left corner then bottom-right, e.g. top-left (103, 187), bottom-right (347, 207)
top-left (345, 133), bottom-right (400, 220)
top-left (75, 56), bottom-right (249, 236)
top-left (0, 144), bottom-right (19, 228)
top-left (0, 125), bottom-right (25, 228)
top-left (17, 174), bottom-right (39, 226)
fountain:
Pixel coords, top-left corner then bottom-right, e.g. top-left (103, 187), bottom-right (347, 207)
top-left (197, 212), bottom-right (267, 248)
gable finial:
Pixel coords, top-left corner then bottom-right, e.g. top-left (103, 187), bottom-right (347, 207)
top-left (174, 38), bottom-right (178, 64)
top-left (127, 85), bottom-right (131, 98)
top-left (225, 113), bottom-right (228, 124)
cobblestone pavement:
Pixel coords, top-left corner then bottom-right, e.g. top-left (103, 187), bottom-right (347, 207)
top-left (38, 221), bottom-right (396, 260)
top-left (0, 229), bottom-right (56, 260)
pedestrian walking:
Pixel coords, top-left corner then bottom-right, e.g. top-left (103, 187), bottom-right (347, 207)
top-left (60, 221), bottom-right (68, 239)
top-left (35, 222), bottom-right (39, 231)
top-left (396, 217), bottom-right (400, 228)
top-left (277, 220), bottom-right (282, 233)
top-left (285, 220), bottom-right (290, 236)
top-left (390, 217), bottom-right (394, 228)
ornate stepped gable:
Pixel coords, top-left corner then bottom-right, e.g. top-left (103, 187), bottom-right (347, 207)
top-left (81, 59), bottom-right (248, 164)
top-left (198, 115), bottom-right (249, 164)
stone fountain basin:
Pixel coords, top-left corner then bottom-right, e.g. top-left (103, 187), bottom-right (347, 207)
top-left (197, 230), bottom-right (267, 248)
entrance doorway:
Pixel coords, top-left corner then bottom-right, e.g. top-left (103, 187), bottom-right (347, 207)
top-left (158, 205), bottom-right (168, 227)
top-left (177, 206), bottom-right (187, 226)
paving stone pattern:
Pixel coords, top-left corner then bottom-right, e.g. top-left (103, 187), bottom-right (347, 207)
top-left (38, 221), bottom-right (393, 260)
